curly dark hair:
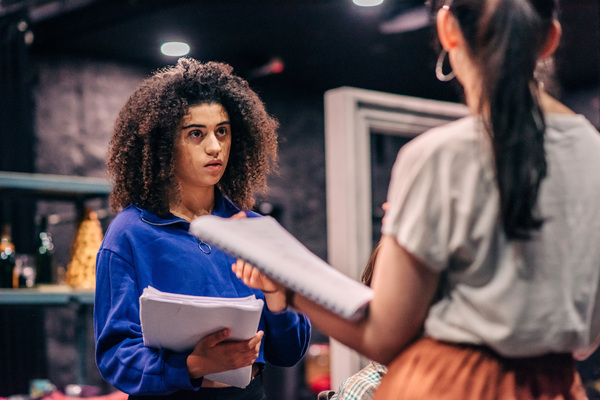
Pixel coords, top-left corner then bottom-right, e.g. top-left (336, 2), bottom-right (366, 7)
top-left (107, 58), bottom-right (279, 216)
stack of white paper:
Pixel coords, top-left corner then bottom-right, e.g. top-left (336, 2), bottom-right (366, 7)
top-left (139, 286), bottom-right (264, 388)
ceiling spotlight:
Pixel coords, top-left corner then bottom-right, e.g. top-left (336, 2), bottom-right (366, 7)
top-left (160, 41), bottom-right (190, 57)
top-left (353, 0), bottom-right (384, 6)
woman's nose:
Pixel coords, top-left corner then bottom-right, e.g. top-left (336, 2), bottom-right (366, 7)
top-left (205, 133), bottom-right (221, 154)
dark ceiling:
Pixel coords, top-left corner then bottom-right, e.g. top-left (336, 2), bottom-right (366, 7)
top-left (4, 0), bottom-right (600, 100)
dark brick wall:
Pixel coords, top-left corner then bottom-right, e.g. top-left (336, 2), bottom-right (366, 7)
top-left (33, 56), bottom-right (147, 270)
top-left (31, 57), bottom-right (149, 394)
top-left (34, 56), bottom-right (145, 179)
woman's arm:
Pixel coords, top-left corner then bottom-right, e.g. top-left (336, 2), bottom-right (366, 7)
top-left (236, 235), bottom-right (440, 365)
top-left (300, 235), bottom-right (439, 364)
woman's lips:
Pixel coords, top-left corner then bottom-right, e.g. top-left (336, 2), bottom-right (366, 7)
top-left (205, 160), bottom-right (223, 171)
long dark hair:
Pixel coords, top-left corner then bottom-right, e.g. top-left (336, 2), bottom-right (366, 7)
top-left (436, 0), bottom-right (558, 239)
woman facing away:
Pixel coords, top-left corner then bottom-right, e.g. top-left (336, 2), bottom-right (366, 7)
top-left (94, 58), bottom-right (310, 400)
top-left (234, 0), bottom-right (600, 398)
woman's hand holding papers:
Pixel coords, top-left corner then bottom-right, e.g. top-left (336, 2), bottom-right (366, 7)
top-left (186, 328), bottom-right (264, 381)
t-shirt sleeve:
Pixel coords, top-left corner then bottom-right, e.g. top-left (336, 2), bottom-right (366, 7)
top-left (381, 129), bottom-right (497, 273)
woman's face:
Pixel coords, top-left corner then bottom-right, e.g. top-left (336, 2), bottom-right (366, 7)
top-left (173, 102), bottom-right (232, 191)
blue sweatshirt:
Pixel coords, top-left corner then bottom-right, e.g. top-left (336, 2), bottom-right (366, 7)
top-left (94, 190), bottom-right (311, 395)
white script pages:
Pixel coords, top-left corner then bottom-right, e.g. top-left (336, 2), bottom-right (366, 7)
top-left (139, 286), bottom-right (264, 388)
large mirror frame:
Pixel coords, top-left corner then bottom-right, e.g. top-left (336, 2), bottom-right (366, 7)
top-left (324, 86), bottom-right (469, 388)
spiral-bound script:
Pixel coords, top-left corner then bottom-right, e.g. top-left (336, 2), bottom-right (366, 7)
top-left (189, 215), bottom-right (373, 321)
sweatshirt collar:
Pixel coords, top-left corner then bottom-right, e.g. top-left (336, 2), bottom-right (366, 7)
top-left (138, 188), bottom-right (237, 227)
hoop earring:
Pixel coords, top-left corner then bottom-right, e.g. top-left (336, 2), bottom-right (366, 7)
top-left (435, 49), bottom-right (456, 82)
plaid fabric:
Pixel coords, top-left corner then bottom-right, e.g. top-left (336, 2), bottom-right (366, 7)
top-left (330, 362), bottom-right (387, 400)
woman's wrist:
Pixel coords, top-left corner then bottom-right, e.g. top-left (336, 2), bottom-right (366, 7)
top-left (263, 289), bottom-right (287, 313)
top-left (186, 355), bottom-right (204, 381)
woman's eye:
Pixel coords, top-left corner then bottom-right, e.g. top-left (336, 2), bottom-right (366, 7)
top-left (216, 127), bottom-right (229, 137)
top-left (189, 129), bottom-right (203, 138)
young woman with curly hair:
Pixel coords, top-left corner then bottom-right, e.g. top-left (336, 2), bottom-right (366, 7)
top-left (94, 58), bottom-right (310, 400)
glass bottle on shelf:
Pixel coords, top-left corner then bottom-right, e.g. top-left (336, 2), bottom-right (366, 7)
top-left (35, 215), bottom-right (55, 285)
top-left (0, 223), bottom-right (16, 288)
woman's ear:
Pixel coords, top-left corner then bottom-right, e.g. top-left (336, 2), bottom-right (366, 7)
top-left (540, 19), bottom-right (562, 59)
top-left (436, 7), bottom-right (461, 51)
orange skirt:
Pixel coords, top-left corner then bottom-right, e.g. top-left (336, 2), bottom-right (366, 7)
top-left (374, 337), bottom-right (588, 400)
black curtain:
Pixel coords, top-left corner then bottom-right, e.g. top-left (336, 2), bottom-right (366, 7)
top-left (0, 10), bottom-right (46, 397)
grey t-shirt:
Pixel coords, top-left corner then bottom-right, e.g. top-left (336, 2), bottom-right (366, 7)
top-left (382, 114), bottom-right (600, 357)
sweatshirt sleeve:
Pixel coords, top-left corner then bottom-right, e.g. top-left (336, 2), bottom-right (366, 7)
top-left (260, 306), bottom-right (311, 367)
top-left (94, 249), bottom-right (196, 395)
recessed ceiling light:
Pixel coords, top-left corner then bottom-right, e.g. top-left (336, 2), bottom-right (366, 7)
top-left (160, 41), bottom-right (190, 57)
top-left (353, 0), bottom-right (384, 6)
